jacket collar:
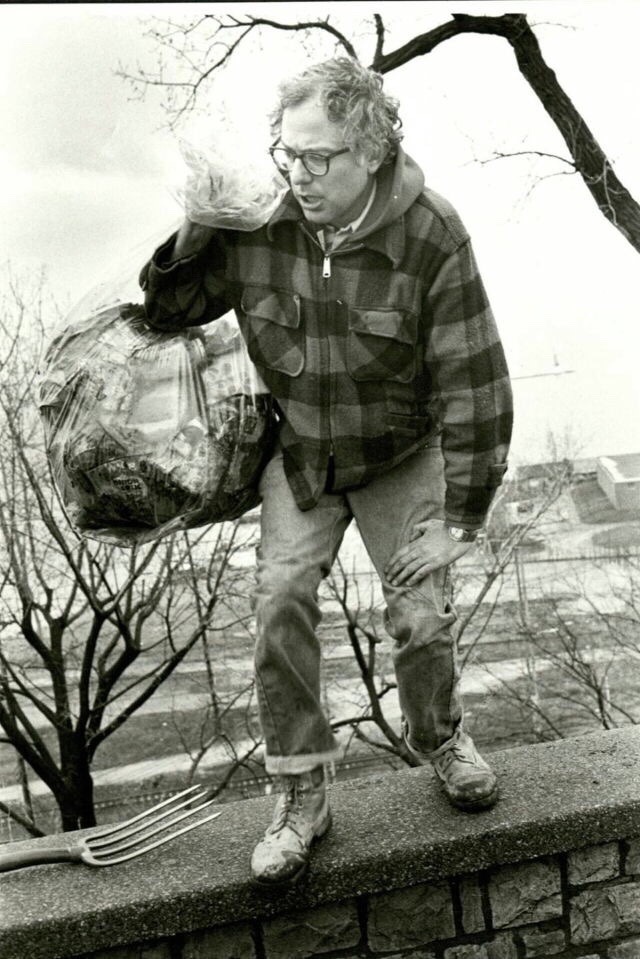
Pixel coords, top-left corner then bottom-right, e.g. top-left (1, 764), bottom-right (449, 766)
top-left (266, 188), bottom-right (406, 269)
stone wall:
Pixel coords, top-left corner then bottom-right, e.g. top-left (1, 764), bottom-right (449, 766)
top-left (3, 728), bottom-right (640, 959)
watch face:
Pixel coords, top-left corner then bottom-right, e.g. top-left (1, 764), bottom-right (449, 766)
top-left (448, 526), bottom-right (476, 542)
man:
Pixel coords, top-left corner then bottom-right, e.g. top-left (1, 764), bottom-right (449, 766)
top-left (140, 57), bottom-right (513, 888)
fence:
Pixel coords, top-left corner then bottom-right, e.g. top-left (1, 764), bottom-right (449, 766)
top-left (514, 544), bottom-right (640, 566)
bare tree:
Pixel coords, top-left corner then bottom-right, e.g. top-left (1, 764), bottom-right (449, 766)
top-left (317, 458), bottom-right (573, 768)
top-left (166, 541), bottom-right (264, 793)
top-left (118, 11), bottom-right (640, 254)
top-left (325, 560), bottom-right (413, 767)
top-left (480, 550), bottom-right (640, 742)
top-left (457, 457), bottom-right (574, 663)
top-left (0, 273), bottom-right (258, 834)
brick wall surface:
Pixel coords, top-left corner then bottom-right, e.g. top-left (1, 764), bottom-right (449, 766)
top-left (488, 857), bottom-right (563, 928)
top-left (458, 876), bottom-right (485, 934)
top-left (625, 840), bottom-right (640, 874)
top-left (86, 944), bottom-right (172, 959)
top-left (568, 842), bottom-right (620, 885)
top-left (182, 922), bottom-right (257, 959)
top-left (570, 881), bottom-right (640, 944)
top-left (261, 900), bottom-right (360, 958)
top-left (367, 881), bottom-right (455, 951)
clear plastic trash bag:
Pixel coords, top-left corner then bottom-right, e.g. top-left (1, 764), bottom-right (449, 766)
top-left (174, 103), bottom-right (288, 231)
top-left (38, 231), bottom-right (277, 547)
top-left (177, 138), bottom-right (287, 231)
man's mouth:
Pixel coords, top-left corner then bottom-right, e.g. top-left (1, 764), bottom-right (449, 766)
top-left (296, 194), bottom-right (323, 209)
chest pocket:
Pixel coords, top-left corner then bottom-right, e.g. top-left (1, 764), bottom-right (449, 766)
top-left (347, 308), bottom-right (419, 382)
top-left (240, 286), bottom-right (304, 378)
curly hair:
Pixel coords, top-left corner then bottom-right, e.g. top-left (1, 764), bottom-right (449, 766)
top-left (270, 57), bottom-right (403, 166)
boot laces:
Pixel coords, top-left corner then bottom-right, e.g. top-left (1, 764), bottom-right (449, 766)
top-left (439, 741), bottom-right (478, 770)
top-left (269, 776), bottom-right (310, 839)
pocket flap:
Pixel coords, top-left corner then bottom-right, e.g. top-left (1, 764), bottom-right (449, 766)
top-left (241, 286), bottom-right (301, 329)
top-left (349, 308), bottom-right (417, 345)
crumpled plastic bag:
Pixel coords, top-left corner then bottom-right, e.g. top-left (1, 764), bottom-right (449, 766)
top-left (39, 303), bottom-right (276, 546)
top-left (176, 137), bottom-right (287, 231)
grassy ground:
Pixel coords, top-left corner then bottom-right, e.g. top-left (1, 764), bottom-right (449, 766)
top-left (591, 524), bottom-right (640, 548)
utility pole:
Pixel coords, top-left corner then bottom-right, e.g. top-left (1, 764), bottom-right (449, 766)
top-left (514, 546), bottom-right (543, 736)
top-left (514, 546), bottom-right (530, 628)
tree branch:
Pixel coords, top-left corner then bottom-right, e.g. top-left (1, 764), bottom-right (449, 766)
top-left (225, 15), bottom-right (358, 59)
top-left (372, 12), bottom-right (640, 251)
top-left (373, 14), bottom-right (385, 63)
top-left (0, 799), bottom-right (45, 838)
top-left (476, 148), bottom-right (576, 169)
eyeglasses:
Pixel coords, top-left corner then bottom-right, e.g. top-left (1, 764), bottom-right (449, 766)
top-left (269, 145), bottom-right (350, 177)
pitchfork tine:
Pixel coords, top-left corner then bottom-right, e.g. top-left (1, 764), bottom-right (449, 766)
top-left (86, 793), bottom-right (218, 858)
top-left (81, 785), bottom-right (223, 866)
top-left (88, 786), bottom-right (211, 849)
top-left (82, 808), bottom-right (224, 866)
top-left (87, 785), bottom-right (203, 845)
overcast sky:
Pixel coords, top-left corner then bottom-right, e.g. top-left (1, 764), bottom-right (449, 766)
top-left (2, 1), bottom-right (639, 464)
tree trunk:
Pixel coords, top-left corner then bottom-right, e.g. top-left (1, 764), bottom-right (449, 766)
top-left (59, 739), bottom-right (96, 831)
top-left (497, 14), bottom-right (640, 251)
top-left (374, 13), bottom-right (640, 254)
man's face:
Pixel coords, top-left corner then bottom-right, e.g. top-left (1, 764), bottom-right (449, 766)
top-left (279, 95), bottom-right (381, 228)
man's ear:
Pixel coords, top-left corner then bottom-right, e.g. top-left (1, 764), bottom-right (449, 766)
top-left (354, 147), bottom-right (384, 174)
top-left (365, 148), bottom-right (385, 175)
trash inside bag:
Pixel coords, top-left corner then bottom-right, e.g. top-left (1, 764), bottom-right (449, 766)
top-left (39, 303), bottom-right (276, 546)
top-left (174, 115), bottom-right (287, 231)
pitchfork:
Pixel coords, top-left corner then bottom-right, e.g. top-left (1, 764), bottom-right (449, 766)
top-left (0, 785), bottom-right (222, 871)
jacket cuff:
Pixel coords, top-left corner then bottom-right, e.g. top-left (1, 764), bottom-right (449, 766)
top-left (140, 235), bottom-right (212, 293)
top-left (444, 460), bottom-right (510, 530)
top-left (153, 233), bottom-right (199, 269)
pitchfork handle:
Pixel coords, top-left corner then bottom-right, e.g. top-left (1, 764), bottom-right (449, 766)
top-left (0, 844), bottom-right (84, 871)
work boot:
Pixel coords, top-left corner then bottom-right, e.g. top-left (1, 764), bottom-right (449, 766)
top-left (250, 766), bottom-right (331, 887)
top-left (404, 724), bottom-right (499, 812)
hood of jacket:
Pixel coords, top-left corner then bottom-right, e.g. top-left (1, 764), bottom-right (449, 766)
top-left (267, 147), bottom-right (425, 267)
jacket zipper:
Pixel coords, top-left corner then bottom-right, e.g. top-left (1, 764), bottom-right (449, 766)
top-left (311, 237), bottom-right (337, 463)
top-left (301, 227), bottom-right (362, 464)
top-left (323, 242), bottom-right (363, 276)
top-left (322, 252), bottom-right (333, 456)
top-left (319, 242), bottom-right (363, 458)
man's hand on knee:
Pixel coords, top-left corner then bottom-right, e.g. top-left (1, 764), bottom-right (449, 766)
top-left (385, 518), bottom-right (472, 586)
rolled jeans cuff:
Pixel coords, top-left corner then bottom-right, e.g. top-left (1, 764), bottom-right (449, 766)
top-left (403, 718), bottom-right (463, 762)
top-left (265, 746), bottom-right (344, 776)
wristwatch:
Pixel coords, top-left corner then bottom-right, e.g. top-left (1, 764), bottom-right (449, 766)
top-left (446, 525), bottom-right (478, 543)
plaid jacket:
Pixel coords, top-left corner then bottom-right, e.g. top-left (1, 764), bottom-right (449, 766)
top-left (140, 149), bottom-right (513, 528)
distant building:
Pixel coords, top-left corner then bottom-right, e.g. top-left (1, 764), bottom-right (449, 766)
top-left (597, 453), bottom-right (640, 511)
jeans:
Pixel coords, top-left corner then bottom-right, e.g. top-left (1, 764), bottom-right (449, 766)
top-left (254, 443), bottom-right (463, 775)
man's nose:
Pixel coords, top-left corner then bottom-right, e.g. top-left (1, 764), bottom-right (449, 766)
top-left (290, 157), bottom-right (313, 185)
